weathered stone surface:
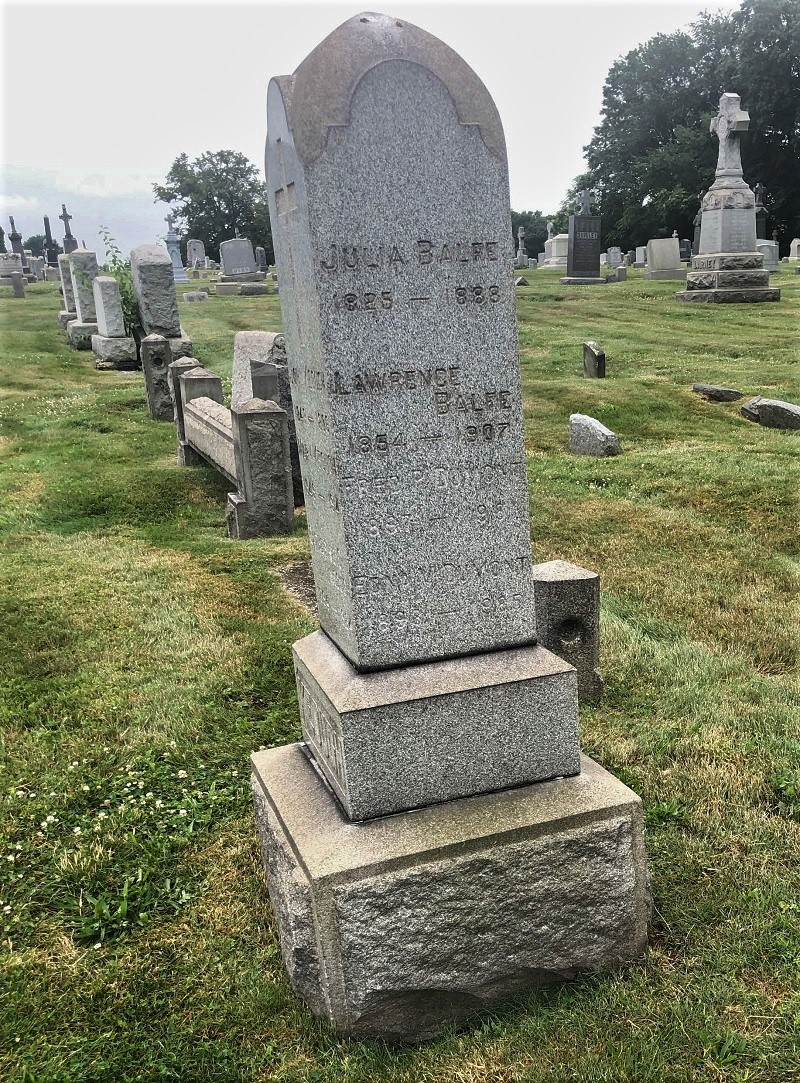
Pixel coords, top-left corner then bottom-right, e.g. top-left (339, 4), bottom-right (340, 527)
top-left (141, 335), bottom-right (175, 421)
top-left (252, 743), bottom-right (651, 1041)
top-left (226, 399), bottom-right (295, 538)
top-left (186, 239), bottom-right (205, 266)
top-left (57, 309), bottom-right (76, 329)
top-left (676, 285), bottom-right (780, 303)
top-left (167, 331), bottom-right (194, 359)
top-left (542, 233), bottom-right (569, 268)
top-left (215, 283), bottom-right (240, 296)
top-left (240, 282), bottom-right (270, 295)
top-left (293, 630), bottom-right (579, 820)
top-left (570, 414), bottom-right (621, 457)
top-left (219, 238), bottom-right (258, 277)
top-left (67, 320), bottom-right (98, 350)
top-left (514, 275), bottom-right (529, 286)
top-left (130, 245), bottom-right (182, 337)
top-left (583, 341), bottom-right (605, 379)
top-left (753, 399), bottom-right (800, 430)
top-left (184, 396), bottom-right (236, 481)
top-left (531, 561), bottom-right (602, 706)
top-left (91, 334), bottom-right (137, 367)
top-left (68, 249), bottom-right (100, 322)
top-left (740, 396), bottom-right (763, 422)
top-left (606, 267), bottom-right (627, 283)
top-left (0, 252), bottom-right (23, 282)
top-left (57, 253), bottom-right (76, 310)
top-left (607, 246), bottom-right (623, 268)
top-left (93, 276), bottom-right (125, 337)
top-left (692, 383), bottom-right (742, 402)
top-left (266, 13), bottom-right (536, 670)
top-left (10, 272), bottom-right (25, 298)
top-left (182, 291), bottom-right (208, 302)
top-left (685, 268), bottom-right (769, 290)
top-left (232, 330), bottom-right (303, 505)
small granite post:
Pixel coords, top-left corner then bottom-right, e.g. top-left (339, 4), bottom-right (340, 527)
top-left (531, 561), bottom-right (603, 705)
top-left (226, 400), bottom-right (294, 538)
top-left (173, 365), bottom-right (224, 466)
top-left (252, 11), bottom-right (649, 1043)
top-left (677, 94), bottom-right (779, 304)
top-left (141, 335), bottom-right (176, 421)
top-left (10, 271), bottom-right (25, 298)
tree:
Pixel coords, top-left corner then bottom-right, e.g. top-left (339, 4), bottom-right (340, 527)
top-left (153, 150), bottom-right (274, 263)
top-left (24, 234), bottom-right (46, 257)
top-left (579, 0), bottom-right (800, 252)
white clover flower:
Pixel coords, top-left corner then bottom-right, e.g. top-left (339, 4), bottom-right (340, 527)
top-left (73, 827), bottom-right (81, 836)
top-left (155, 800), bottom-right (163, 809)
top-left (178, 809), bottom-right (187, 817)
top-left (81, 785), bottom-right (90, 792)
top-left (46, 815), bottom-right (56, 823)
top-left (177, 770), bottom-right (187, 779)
top-left (231, 770), bottom-right (239, 777)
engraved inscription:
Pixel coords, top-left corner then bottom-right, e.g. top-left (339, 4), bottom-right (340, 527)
top-left (298, 674), bottom-right (346, 790)
top-left (319, 238), bottom-right (501, 271)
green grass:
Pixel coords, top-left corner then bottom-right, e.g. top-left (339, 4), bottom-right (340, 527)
top-left (1, 271), bottom-right (799, 1082)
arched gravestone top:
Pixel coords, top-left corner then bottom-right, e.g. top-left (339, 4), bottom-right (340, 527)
top-left (266, 11), bottom-right (535, 672)
top-left (282, 12), bottom-right (506, 168)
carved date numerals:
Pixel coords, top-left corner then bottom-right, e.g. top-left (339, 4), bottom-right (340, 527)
top-left (465, 422), bottom-right (510, 443)
top-left (348, 432), bottom-right (408, 453)
top-left (455, 285), bottom-right (500, 305)
top-left (334, 291), bottom-right (393, 312)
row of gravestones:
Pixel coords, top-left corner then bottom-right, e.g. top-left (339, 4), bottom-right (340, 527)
top-left (0, 205), bottom-right (84, 296)
top-left (182, 235), bottom-right (269, 280)
top-left (52, 243), bottom-right (298, 536)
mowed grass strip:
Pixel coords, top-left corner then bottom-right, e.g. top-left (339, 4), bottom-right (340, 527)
top-left (1, 275), bottom-right (798, 1082)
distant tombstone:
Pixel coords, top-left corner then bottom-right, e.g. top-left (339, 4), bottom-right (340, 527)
top-left (606, 246), bottom-right (622, 268)
top-left (542, 234), bottom-right (568, 268)
top-left (59, 203), bottom-right (78, 254)
top-left (43, 216), bottom-right (60, 266)
top-left (164, 214), bottom-right (189, 284)
top-left (255, 245), bottom-right (267, 271)
top-left (625, 250), bottom-right (634, 266)
top-left (515, 225), bottom-right (527, 267)
top-left (68, 249), bottom-right (100, 321)
top-left (527, 257), bottom-right (537, 268)
top-left (537, 250), bottom-right (546, 265)
top-left (57, 253), bottom-right (76, 314)
top-left (600, 252), bottom-right (607, 265)
top-left (255, 10), bottom-right (648, 1043)
top-left (645, 238), bottom-right (685, 280)
top-left (186, 239), bottom-right (206, 267)
top-left (0, 225), bottom-right (5, 253)
top-left (634, 245), bottom-right (646, 267)
top-left (790, 238), bottom-right (800, 261)
top-left (0, 252), bottom-right (23, 283)
top-left (7, 216), bottom-right (29, 272)
top-left (219, 237), bottom-right (259, 278)
top-left (754, 182), bottom-right (767, 239)
top-left (678, 93), bottom-right (779, 304)
top-left (756, 240), bottom-right (780, 274)
top-left (10, 271), bottom-right (25, 298)
top-left (679, 238), bottom-right (692, 262)
top-left (561, 191), bottom-right (602, 284)
top-left (583, 340), bottom-right (605, 378)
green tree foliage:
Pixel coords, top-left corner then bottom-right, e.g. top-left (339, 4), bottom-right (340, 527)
top-left (24, 234), bottom-right (46, 257)
top-left (582, 0), bottom-right (800, 252)
top-left (153, 150), bottom-right (274, 263)
top-left (510, 210), bottom-right (553, 259)
top-left (98, 227), bottom-right (141, 339)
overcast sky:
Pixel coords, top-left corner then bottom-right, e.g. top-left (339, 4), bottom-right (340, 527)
top-left (1, 0), bottom-right (737, 259)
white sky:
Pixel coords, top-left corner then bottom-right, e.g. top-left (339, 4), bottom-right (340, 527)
top-left (1, 0), bottom-right (736, 258)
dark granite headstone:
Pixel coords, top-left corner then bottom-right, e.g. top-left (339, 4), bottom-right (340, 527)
top-left (583, 340), bottom-right (605, 378)
top-left (679, 238), bottom-right (692, 262)
top-left (562, 214), bottom-right (602, 284)
top-left (59, 203), bottom-right (78, 254)
top-left (43, 216), bottom-right (60, 266)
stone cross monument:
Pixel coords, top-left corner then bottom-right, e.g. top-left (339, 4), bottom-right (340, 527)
top-left (753, 181), bottom-right (768, 240)
top-left (515, 224), bottom-right (527, 267)
top-left (43, 216), bottom-right (60, 266)
top-left (59, 204), bottom-right (78, 253)
top-left (164, 213), bottom-right (188, 284)
top-left (562, 190), bottom-right (602, 284)
top-left (7, 216), bottom-right (31, 276)
top-left (677, 93), bottom-right (779, 304)
top-left (252, 10), bottom-right (650, 1043)
top-left (0, 225), bottom-right (5, 253)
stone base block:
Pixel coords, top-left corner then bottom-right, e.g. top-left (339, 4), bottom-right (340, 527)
top-left (240, 283), bottom-right (270, 296)
top-left (691, 253), bottom-right (762, 271)
top-left (219, 272), bottom-right (265, 282)
top-left (644, 269), bottom-right (686, 281)
top-left (57, 309), bottom-right (77, 329)
top-left (685, 268), bottom-right (770, 290)
top-left (168, 331), bottom-right (194, 358)
top-left (45, 267), bottom-right (61, 281)
top-left (676, 287), bottom-right (780, 304)
top-left (91, 334), bottom-right (138, 369)
top-left (251, 743), bottom-right (651, 1042)
top-left (216, 283), bottom-right (240, 296)
top-left (559, 276), bottom-right (604, 285)
top-left (177, 439), bottom-right (205, 467)
top-left (67, 321), bottom-right (98, 350)
top-left (293, 630), bottom-right (580, 821)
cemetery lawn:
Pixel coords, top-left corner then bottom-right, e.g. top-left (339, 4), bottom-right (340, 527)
top-left (1, 273), bottom-right (798, 1083)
